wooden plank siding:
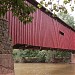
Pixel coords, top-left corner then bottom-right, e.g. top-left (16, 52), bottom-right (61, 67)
top-left (4, 0), bottom-right (75, 51)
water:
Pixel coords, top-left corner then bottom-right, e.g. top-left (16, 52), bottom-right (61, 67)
top-left (14, 63), bottom-right (75, 75)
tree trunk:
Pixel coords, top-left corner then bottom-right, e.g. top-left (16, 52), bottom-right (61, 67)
top-left (0, 19), bottom-right (14, 75)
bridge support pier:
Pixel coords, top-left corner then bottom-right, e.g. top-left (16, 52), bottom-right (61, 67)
top-left (0, 19), bottom-right (14, 75)
top-left (0, 54), bottom-right (14, 75)
top-left (71, 51), bottom-right (75, 64)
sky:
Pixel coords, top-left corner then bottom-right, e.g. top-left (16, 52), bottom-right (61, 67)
top-left (36, 0), bottom-right (75, 20)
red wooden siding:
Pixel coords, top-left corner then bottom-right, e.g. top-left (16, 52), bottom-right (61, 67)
top-left (4, 1), bottom-right (75, 51)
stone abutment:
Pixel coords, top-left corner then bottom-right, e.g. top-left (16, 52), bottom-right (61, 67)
top-left (0, 19), bottom-right (14, 75)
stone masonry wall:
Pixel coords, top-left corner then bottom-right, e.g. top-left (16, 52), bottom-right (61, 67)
top-left (0, 19), bottom-right (14, 75)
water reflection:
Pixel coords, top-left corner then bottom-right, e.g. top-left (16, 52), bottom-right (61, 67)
top-left (14, 63), bottom-right (75, 75)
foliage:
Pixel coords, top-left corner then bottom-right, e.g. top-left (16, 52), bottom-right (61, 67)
top-left (57, 12), bottom-right (75, 28)
top-left (55, 51), bottom-right (71, 62)
top-left (36, 50), bottom-right (47, 62)
top-left (13, 49), bottom-right (71, 63)
top-left (0, 0), bottom-right (36, 23)
top-left (13, 49), bottom-right (39, 58)
top-left (38, 0), bottom-right (75, 15)
top-left (55, 51), bottom-right (71, 58)
top-left (13, 49), bottom-right (21, 62)
top-left (13, 49), bottom-right (47, 63)
top-left (20, 49), bottom-right (39, 57)
top-left (45, 50), bottom-right (55, 63)
top-left (1, 0), bottom-right (75, 23)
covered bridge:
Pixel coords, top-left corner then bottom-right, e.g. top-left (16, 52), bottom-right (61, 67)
top-left (5, 0), bottom-right (75, 51)
top-left (1, 0), bottom-right (75, 75)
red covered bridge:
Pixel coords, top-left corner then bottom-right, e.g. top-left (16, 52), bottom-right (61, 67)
top-left (5, 0), bottom-right (75, 51)
top-left (1, 1), bottom-right (75, 75)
